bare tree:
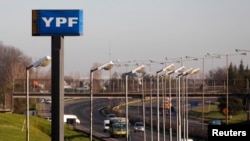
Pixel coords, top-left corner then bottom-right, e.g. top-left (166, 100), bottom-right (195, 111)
top-left (0, 42), bottom-right (31, 112)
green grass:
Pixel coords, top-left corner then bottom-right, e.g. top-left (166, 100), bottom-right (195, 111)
top-left (0, 113), bottom-right (92, 141)
top-left (189, 102), bottom-right (250, 125)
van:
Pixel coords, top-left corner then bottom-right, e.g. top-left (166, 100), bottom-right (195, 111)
top-left (103, 114), bottom-right (116, 132)
top-left (64, 114), bottom-right (80, 124)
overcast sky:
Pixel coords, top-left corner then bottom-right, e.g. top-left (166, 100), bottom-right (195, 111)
top-left (1, 0), bottom-right (249, 78)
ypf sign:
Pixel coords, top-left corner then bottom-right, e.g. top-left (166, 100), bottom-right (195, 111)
top-left (32, 9), bottom-right (83, 36)
top-left (31, 9), bottom-right (83, 141)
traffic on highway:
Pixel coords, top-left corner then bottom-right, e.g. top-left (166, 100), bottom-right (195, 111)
top-left (38, 97), bottom-right (214, 141)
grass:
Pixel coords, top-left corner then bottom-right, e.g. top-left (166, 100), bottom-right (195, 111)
top-left (189, 101), bottom-right (250, 125)
top-left (0, 113), bottom-right (92, 141)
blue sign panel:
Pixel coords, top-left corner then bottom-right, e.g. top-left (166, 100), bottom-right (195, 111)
top-left (32, 10), bottom-right (83, 36)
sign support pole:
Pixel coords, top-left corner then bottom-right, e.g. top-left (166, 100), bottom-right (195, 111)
top-left (51, 36), bottom-right (64, 141)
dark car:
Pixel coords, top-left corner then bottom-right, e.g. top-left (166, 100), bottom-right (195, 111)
top-left (210, 119), bottom-right (221, 125)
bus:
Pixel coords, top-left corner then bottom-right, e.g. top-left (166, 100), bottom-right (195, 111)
top-left (109, 117), bottom-right (129, 138)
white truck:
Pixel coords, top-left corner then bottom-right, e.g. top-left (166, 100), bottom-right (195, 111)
top-left (103, 114), bottom-right (116, 132)
top-left (64, 114), bottom-right (80, 124)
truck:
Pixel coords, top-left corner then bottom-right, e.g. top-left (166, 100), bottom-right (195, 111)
top-left (64, 114), bottom-right (80, 124)
top-left (109, 117), bottom-right (129, 138)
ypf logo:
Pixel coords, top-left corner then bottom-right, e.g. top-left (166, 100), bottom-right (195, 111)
top-left (42, 17), bottom-right (79, 27)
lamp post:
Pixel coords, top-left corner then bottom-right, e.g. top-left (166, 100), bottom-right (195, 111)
top-left (90, 61), bottom-right (114, 141)
top-left (26, 56), bottom-right (51, 141)
top-left (164, 68), bottom-right (175, 141)
top-left (149, 75), bottom-right (154, 141)
top-left (125, 64), bottom-right (145, 141)
top-left (174, 66), bottom-right (185, 141)
top-left (156, 63), bottom-right (174, 141)
top-left (180, 68), bottom-right (193, 141)
top-left (184, 68), bottom-right (200, 141)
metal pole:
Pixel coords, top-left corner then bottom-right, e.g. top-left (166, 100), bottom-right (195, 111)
top-left (226, 54), bottom-right (229, 125)
top-left (178, 76), bottom-right (181, 141)
top-left (157, 73), bottom-right (160, 141)
top-left (126, 75), bottom-right (129, 141)
top-left (202, 57), bottom-right (205, 130)
top-left (183, 76), bottom-right (186, 141)
top-left (26, 69), bottom-right (29, 141)
top-left (175, 78), bottom-right (179, 141)
top-left (162, 77), bottom-right (166, 141)
top-left (142, 78), bottom-right (146, 141)
top-left (150, 77), bottom-right (153, 141)
top-left (169, 74), bottom-right (172, 141)
top-left (90, 70), bottom-right (94, 141)
top-left (51, 36), bottom-right (64, 141)
top-left (186, 76), bottom-right (189, 140)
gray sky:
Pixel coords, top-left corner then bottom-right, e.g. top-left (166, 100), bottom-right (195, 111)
top-left (1, 0), bottom-right (249, 78)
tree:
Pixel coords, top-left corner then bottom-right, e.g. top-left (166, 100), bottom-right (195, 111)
top-left (217, 97), bottom-right (244, 116)
top-left (0, 43), bottom-right (32, 111)
top-left (0, 42), bottom-right (47, 113)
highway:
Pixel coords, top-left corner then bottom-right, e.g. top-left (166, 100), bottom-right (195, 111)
top-left (38, 97), bottom-right (212, 140)
top-left (63, 98), bottom-right (179, 141)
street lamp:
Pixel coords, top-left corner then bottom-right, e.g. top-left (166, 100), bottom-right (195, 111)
top-left (26, 56), bottom-right (51, 141)
top-left (125, 64), bottom-right (145, 141)
top-left (175, 66), bottom-right (185, 141)
top-left (181, 68), bottom-right (193, 141)
top-left (163, 65), bottom-right (175, 141)
top-left (156, 63), bottom-right (174, 141)
top-left (184, 68), bottom-right (200, 141)
top-left (90, 61), bottom-right (114, 141)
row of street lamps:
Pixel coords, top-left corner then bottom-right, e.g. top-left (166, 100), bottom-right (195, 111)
top-left (89, 49), bottom-right (248, 141)
top-left (23, 49), bottom-right (248, 141)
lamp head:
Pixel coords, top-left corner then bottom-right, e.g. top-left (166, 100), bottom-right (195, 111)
top-left (163, 63), bottom-right (175, 72)
top-left (191, 68), bottom-right (200, 75)
top-left (175, 66), bottom-right (185, 74)
top-left (131, 64), bottom-right (145, 73)
top-left (99, 61), bottom-right (114, 71)
top-left (32, 56), bottom-right (51, 68)
top-left (183, 68), bottom-right (193, 76)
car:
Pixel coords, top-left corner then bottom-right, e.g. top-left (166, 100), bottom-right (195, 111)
top-left (133, 122), bottom-right (145, 132)
top-left (210, 119), bottom-right (221, 125)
